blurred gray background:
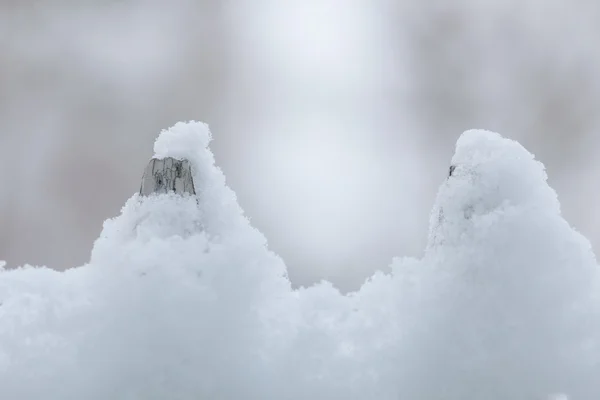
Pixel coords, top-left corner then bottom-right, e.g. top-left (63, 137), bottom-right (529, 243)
top-left (1, 0), bottom-right (599, 291)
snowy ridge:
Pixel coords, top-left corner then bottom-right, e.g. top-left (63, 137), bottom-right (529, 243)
top-left (0, 122), bottom-right (599, 399)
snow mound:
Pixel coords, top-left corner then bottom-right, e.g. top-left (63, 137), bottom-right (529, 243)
top-left (428, 129), bottom-right (560, 248)
top-left (0, 123), bottom-right (599, 400)
top-left (404, 129), bottom-right (600, 399)
top-left (1, 122), bottom-right (295, 399)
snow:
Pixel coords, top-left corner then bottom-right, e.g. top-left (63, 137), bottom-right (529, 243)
top-left (1, 122), bottom-right (599, 399)
top-left (398, 129), bottom-right (600, 398)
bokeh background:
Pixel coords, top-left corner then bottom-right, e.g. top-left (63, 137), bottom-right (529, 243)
top-left (1, 0), bottom-right (599, 291)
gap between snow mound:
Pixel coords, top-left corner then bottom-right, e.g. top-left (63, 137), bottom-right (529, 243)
top-left (0, 122), bottom-right (598, 400)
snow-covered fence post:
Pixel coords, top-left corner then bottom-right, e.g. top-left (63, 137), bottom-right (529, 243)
top-left (139, 157), bottom-right (195, 196)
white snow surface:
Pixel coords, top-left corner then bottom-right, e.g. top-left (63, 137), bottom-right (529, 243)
top-left (1, 122), bottom-right (599, 399)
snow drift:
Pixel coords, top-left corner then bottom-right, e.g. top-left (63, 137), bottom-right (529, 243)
top-left (0, 122), bottom-right (598, 399)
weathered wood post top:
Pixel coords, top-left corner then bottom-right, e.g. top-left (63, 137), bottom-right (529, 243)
top-left (139, 157), bottom-right (196, 196)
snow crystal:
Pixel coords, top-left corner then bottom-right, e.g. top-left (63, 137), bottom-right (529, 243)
top-left (0, 123), bottom-right (599, 400)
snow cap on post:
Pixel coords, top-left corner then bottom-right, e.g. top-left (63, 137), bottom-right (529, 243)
top-left (153, 120), bottom-right (212, 162)
top-left (151, 121), bottom-right (252, 240)
top-left (93, 121), bottom-right (262, 264)
top-left (139, 121), bottom-right (212, 197)
top-left (428, 129), bottom-right (561, 248)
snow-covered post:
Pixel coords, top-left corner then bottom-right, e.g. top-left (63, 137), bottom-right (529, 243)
top-left (139, 157), bottom-right (195, 196)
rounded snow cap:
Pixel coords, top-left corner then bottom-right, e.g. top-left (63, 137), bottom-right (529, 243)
top-left (428, 129), bottom-right (560, 248)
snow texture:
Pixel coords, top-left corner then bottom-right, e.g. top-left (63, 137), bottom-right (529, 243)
top-left (0, 122), bottom-right (599, 399)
